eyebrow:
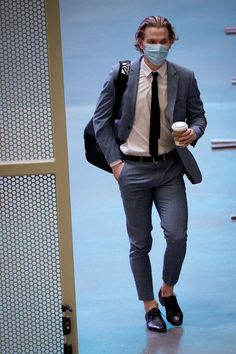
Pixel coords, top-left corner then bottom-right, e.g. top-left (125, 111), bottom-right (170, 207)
top-left (146, 38), bottom-right (169, 43)
top-left (160, 38), bottom-right (169, 43)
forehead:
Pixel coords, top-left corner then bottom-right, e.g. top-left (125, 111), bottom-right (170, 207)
top-left (143, 26), bottom-right (169, 39)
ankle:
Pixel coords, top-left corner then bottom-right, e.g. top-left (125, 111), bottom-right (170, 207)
top-left (144, 300), bottom-right (158, 313)
top-left (161, 284), bottom-right (174, 297)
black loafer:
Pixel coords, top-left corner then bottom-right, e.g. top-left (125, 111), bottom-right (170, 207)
top-left (158, 289), bottom-right (183, 326)
top-left (145, 307), bottom-right (167, 332)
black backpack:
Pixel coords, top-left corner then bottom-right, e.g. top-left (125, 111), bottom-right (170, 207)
top-left (83, 60), bottom-right (131, 173)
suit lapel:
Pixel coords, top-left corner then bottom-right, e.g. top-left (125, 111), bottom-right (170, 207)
top-left (125, 57), bottom-right (142, 120)
top-left (167, 61), bottom-right (179, 124)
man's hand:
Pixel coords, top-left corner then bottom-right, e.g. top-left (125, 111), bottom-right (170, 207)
top-left (177, 128), bottom-right (197, 147)
top-left (112, 162), bottom-right (125, 181)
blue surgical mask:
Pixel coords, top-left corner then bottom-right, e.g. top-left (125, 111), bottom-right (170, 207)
top-left (144, 44), bottom-right (169, 65)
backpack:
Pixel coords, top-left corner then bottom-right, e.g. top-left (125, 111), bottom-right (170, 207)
top-left (83, 60), bottom-right (131, 173)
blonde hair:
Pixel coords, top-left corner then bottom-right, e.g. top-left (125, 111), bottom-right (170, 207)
top-left (135, 16), bottom-right (178, 52)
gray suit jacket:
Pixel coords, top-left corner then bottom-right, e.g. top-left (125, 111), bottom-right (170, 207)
top-left (93, 57), bottom-right (207, 183)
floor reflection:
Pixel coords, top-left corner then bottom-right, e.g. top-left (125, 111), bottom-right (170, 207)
top-left (142, 327), bottom-right (184, 354)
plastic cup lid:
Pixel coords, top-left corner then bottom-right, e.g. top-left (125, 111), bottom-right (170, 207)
top-left (171, 122), bottom-right (188, 131)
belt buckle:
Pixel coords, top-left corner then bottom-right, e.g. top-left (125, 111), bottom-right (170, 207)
top-left (152, 156), bottom-right (160, 164)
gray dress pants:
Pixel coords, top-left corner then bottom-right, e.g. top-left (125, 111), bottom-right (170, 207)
top-left (118, 157), bottom-right (188, 301)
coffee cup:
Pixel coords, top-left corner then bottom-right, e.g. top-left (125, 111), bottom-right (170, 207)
top-left (171, 122), bottom-right (188, 146)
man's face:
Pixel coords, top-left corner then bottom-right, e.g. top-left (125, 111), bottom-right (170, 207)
top-left (139, 26), bottom-right (172, 52)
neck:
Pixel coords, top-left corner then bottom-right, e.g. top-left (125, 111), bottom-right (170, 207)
top-left (143, 56), bottom-right (165, 71)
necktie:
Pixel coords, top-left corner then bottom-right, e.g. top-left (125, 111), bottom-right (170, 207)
top-left (149, 72), bottom-right (160, 157)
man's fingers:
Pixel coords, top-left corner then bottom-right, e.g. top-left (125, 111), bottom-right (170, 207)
top-left (179, 129), bottom-right (196, 145)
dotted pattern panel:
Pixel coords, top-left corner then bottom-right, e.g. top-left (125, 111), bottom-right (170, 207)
top-left (0, 175), bottom-right (64, 353)
top-left (0, 0), bottom-right (54, 161)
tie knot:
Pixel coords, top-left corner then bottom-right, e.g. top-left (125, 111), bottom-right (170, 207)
top-left (151, 72), bottom-right (159, 79)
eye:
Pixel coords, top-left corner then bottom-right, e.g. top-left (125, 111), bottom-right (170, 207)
top-left (161, 39), bottom-right (168, 45)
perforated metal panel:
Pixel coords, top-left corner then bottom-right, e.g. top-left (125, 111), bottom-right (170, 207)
top-left (0, 174), bottom-right (64, 353)
top-left (0, 0), bottom-right (54, 161)
top-left (0, 0), bottom-right (76, 352)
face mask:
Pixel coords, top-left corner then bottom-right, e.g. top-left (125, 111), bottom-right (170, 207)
top-left (144, 44), bottom-right (169, 65)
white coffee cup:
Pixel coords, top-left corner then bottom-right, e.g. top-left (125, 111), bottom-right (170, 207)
top-left (171, 122), bottom-right (188, 146)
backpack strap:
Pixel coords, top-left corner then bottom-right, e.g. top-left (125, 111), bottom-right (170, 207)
top-left (118, 60), bottom-right (131, 78)
top-left (112, 60), bottom-right (131, 118)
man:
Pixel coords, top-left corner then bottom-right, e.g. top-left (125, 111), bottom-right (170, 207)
top-left (93, 15), bottom-right (207, 332)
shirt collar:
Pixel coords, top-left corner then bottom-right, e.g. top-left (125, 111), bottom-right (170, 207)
top-left (141, 57), bottom-right (167, 78)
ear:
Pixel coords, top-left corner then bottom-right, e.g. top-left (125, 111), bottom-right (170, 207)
top-left (168, 38), bottom-right (174, 47)
top-left (137, 38), bottom-right (144, 52)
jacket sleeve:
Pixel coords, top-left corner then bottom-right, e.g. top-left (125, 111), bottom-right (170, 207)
top-left (92, 64), bottom-right (123, 164)
top-left (186, 72), bottom-right (207, 146)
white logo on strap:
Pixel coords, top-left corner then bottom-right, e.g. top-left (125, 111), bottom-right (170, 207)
top-left (121, 64), bottom-right (130, 75)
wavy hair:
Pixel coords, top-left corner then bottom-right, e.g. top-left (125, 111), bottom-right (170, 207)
top-left (135, 16), bottom-right (178, 52)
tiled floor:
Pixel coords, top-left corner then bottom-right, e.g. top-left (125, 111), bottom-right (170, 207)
top-left (60, 1), bottom-right (236, 353)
